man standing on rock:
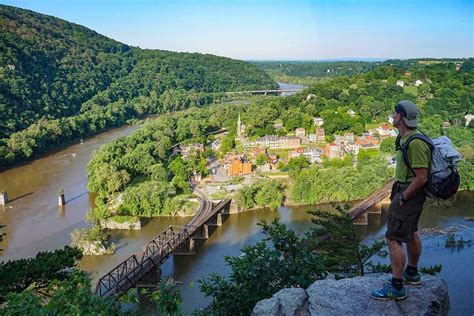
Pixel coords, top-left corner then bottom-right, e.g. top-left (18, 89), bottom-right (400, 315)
top-left (372, 100), bottom-right (431, 301)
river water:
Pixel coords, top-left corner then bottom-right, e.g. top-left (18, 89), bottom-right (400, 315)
top-left (1, 82), bottom-right (472, 314)
top-left (0, 123), bottom-right (143, 261)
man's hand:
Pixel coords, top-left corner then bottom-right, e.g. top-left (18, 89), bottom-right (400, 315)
top-left (402, 168), bottom-right (428, 201)
top-left (398, 193), bottom-right (405, 207)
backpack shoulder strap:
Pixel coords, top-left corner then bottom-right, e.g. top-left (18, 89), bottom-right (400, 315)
top-left (400, 132), bottom-right (434, 177)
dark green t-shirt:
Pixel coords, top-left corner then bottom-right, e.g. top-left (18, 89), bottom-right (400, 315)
top-left (394, 129), bottom-right (431, 183)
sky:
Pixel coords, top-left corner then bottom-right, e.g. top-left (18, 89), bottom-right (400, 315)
top-left (2, 0), bottom-right (473, 60)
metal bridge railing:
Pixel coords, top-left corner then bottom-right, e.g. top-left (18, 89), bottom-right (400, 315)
top-left (95, 199), bottom-right (232, 297)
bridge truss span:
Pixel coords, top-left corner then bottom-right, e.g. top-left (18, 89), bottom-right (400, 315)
top-left (95, 196), bottom-right (231, 297)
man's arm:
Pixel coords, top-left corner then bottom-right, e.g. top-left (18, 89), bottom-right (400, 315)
top-left (399, 168), bottom-right (428, 205)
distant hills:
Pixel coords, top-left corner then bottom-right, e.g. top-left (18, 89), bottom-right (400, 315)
top-left (0, 5), bottom-right (277, 167)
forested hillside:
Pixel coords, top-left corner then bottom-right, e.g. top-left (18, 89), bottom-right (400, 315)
top-left (0, 5), bottom-right (277, 168)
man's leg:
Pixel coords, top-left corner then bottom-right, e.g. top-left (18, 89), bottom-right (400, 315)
top-left (407, 231), bottom-right (422, 267)
top-left (372, 237), bottom-right (408, 300)
top-left (388, 238), bottom-right (405, 279)
top-left (404, 231), bottom-right (422, 284)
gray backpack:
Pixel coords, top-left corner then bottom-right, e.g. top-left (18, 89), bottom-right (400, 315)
top-left (395, 133), bottom-right (461, 199)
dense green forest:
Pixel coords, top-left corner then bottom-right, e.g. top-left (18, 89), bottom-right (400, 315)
top-left (0, 5), bottom-right (277, 168)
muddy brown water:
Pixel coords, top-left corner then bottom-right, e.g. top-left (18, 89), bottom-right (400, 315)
top-left (0, 123), bottom-right (143, 261)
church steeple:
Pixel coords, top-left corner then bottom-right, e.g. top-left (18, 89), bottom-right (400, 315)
top-left (237, 113), bottom-right (245, 139)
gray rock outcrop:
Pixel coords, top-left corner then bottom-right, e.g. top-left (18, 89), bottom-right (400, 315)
top-left (252, 274), bottom-right (449, 316)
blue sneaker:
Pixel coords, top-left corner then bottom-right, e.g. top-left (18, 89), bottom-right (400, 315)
top-left (403, 271), bottom-right (421, 285)
top-left (371, 283), bottom-right (407, 301)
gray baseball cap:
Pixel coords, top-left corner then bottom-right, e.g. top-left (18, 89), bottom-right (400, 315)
top-left (395, 100), bottom-right (419, 128)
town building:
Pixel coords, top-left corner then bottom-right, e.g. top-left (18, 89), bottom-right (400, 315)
top-left (279, 136), bottom-right (301, 149)
top-left (211, 139), bottom-right (221, 151)
top-left (229, 158), bottom-right (253, 176)
top-left (260, 162), bottom-right (278, 173)
top-left (465, 114), bottom-right (473, 127)
top-left (356, 135), bottom-right (380, 148)
top-left (324, 143), bottom-right (345, 159)
top-left (303, 148), bottom-right (323, 164)
top-left (273, 122), bottom-right (284, 130)
top-left (267, 154), bottom-right (278, 164)
top-left (308, 133), bottom-right (317, 143)
top-left (256, 135), bottom-right (279, 149)
top-left (189, 171), bottom-right (202, 183)
top-left (344, 142), bottom-right (359, 156)
top-left (343, 132), bottom-right (355, 143)
top-left (306, 94), bottom-right (317, 101)
top-left (376, 123), bottom-right (397, 139)
top-left (295, 128), bottom-right (306, 138)
top-left (313, 117), bottom-right (324, 127)
top-left (179, 143), bottom-right (205, 158)
top-left (316, 127), bottom-right (326, 141)
top-left (334, 134), bottom-right (344, 145)
top-left (251, 146), bottom-right (267, 158)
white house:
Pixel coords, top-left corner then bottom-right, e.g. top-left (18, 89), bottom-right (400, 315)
top-left (313, 117), bottom-right (324, 127)
top-left (295, 128), bottom-right (306, 138)
top-left (308, 133), bottom-right (317, 143)
top-left (256, 135), bottom-right (279, 149)
top-left (376, 123), bottom-right (397, 138)
top-left (334, 134), bottom-right (344, 145)
top-left (347, 109), bottom-right (356, 117)
top-left (211, 139), bottom-right (221, 151)
top-left (465, 114), bottom-right (473, 127)
top-left (306, 94), bottom-right (317, 101)
top-left (414, 80), bottom-right (423, 87)
top-left (303, 148), bottom-right (323, 164)
top-left (396, 80), bottom-right (404, 87)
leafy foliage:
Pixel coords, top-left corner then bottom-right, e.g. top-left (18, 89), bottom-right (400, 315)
top-left (200, 208), bottom-right (386, 314)
top-left (236, 180), bottom-right (285, 210)
top-left (0, 246), bottom-right (82, 302)
top-left (291, 157), bottom-right (392, 204)
top-left (199, 218), bottom-right (325, 314)
top-left (2, 271), bottom-right (121, 314)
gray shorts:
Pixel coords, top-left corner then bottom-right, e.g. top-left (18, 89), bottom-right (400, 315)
top-left (385, 182), bottom-right (426, 243)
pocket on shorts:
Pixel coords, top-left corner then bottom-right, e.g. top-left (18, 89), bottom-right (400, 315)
top-left (386, 212), bottom-right (413, 241)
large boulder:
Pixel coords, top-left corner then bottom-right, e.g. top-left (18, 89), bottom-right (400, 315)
top-left (253, 288), bottom-right (310, 316)
top-left (252, 274), bottom-right (449, 316)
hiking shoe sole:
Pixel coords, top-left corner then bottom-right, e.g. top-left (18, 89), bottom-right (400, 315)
top-left (372, 293), bottom-right (408, 301)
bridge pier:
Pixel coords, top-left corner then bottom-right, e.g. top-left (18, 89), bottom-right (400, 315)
top-left (192, 224), bottom-right (209, 240)
top-left (174, 238), bottom-right (195, 255)
top-left (207, 212), bottom-right (222, 227)
top-left (367, 203), bottom-right (382, 214)
top-left (381, 198), bottom-right (391, 212)
top-left (136, 267), bottom-right (161, 288)
top-left (353, 212), bottom-right (368, 226)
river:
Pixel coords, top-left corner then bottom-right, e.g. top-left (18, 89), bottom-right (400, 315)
top-left (1, 82), bottom-right (472, 314)
top-left (0, 123), bottom-right (143, 261)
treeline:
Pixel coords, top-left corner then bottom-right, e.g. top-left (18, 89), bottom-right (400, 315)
top-left (0, 4), bottom-right (277, 168)
top-left (253, 60), bottom-right (378, 83)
